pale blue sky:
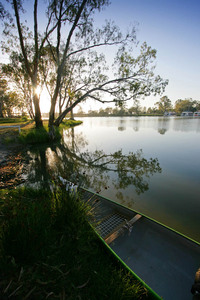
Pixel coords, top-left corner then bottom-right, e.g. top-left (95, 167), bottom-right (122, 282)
top-left (0, 0), bottom-right (199, 109)
top-left (94, 0), bottom-right (200, 107)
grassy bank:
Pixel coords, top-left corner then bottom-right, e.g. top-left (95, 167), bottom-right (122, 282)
top-left (0, 119), bottom-right (29, 146)
top-left (18, 119), bottom-right (82, 144)
top-left (0, 117), bottom-right (29, 124)
top-left (0, 187), bottom-right (150, 299)
top-left (0, 119), bottom-right (82, 145)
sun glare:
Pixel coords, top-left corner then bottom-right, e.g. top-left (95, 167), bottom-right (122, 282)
top-left (39, 87), bottom-right (51, 113)
top-left (35, 86), bottom-right (41, 97)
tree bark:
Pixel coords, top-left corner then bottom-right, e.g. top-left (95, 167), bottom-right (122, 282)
top-left (69, 98), bottom-right (74, 120)
top-left (33, 93), bottom-right (43, 128)
top-left (0, 100), bottom-right (4, 118)
top-left (70, 108), bottom-right (74, 120)
top-left (13, 0), bottom-right (43, 128)
top-left (54, 102), bottom-right (77, 126)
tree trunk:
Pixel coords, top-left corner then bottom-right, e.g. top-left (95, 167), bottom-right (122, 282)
top-left (70, 107), bottom-right (74, 120)
top-left (48, 0), bottom-right (88, 134)
top-left (48, 75), bottom-right (60, 128)
top-left (48, 101), bottom-right (57, 140)
top-left (48, 78), bottom-right (60, 139)
top-left (54, 109), bottom-right (68, 126)
top-left (33, 93), bottom-right (43, 128)
top-left (69, 98), bottom-right (74, 120)
top-left (0, 100), bottom-right (4, 118)
top-left (54, 97), bottom-right (83, 127)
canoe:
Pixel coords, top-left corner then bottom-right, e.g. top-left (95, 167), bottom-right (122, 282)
top-left (79, 187), bottom-right (200, 300)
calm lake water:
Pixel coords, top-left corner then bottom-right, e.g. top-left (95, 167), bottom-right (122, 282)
top-left (25, 116), bottom-right (200, 242)
top-left (71, 116), bottom-right (200, 242)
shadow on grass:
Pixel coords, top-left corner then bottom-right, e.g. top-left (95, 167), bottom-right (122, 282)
top-left (0, 187), bottom-right (150, 300)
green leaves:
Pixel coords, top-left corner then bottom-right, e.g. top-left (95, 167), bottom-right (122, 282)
top-left (155, 95), bottom-right (172, 113)
top-left (1, 0), bottom-right (168, 126)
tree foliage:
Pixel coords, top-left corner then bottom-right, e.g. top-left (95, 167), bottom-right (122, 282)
top-left (155, 95), bottom-right (172, 113)
top-left (0, 0), bottom-right (168, 136)
top-left (0, 71), bottom-right (24, 117)
top-left (1, 54), bottom-right (35, 119)
top-left (174, 98), bottom-right (200, 114)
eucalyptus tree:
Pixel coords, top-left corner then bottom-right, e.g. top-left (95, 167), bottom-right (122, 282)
top-left (155, 95), bottom-right (172, 114)
top-left (1, 54), bottom-right (35, 119)
top-left (174, 98), bottom-right (199, 114)
top-left (0, 0), bottom-right (45, 126)
top-left (40, 45), bottom-right (81, 118)
top-left (0, 0), bottom-right (168, 137)
top-left (0, 72), bottom-right (24, 117)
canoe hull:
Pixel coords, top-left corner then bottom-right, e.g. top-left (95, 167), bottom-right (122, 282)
top-left (110, 216), bottom-right (200, 300)
top-left (80, 187), bottom-right (200, 300)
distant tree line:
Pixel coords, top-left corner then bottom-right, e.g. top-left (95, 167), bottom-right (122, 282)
top-left (151, 96), bottom-right (200, 115)
top-left (76, 103), bottom-right (147, 117)
top-left (75, 96), bottom-right (200, 117)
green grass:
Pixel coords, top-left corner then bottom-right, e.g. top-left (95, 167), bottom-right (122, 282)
top-left (18, 119), bottom-right (82, 145)
top-left (60, 119), bottom-right (83, 128)
top-left (0, 116), bottom-right (29, 124)
top-left (0, 187), bottom-right (151, 300)
top-left (0, 117), bottom-right (32, 145)
top-left (2, 136), bottom-right (15, 145)
top-left (0, 118), bottom-right (82, 145)
top-left (18, 126), bottom-right (61, 144)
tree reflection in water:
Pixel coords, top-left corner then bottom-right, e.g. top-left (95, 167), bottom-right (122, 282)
top-left (23, 127), bottom-right (162, 203)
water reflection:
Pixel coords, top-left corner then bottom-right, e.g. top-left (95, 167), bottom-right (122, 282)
top-left (118, 126), bottom-right (126, 131)
top-left (64, 117), bottom-right (200, 241)
top-left (100, 116), bottom-right (200, 134)
top-left (23, 127), bottom-right (162, 203)
top-left (158, 128), bottom-right (167, 135)
top-left (133, 126), bottom-right (139, 132)
top-left (118, 119), bottom-right (126, 131)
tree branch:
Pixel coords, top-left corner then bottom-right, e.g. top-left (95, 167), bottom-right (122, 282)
top-left (56, 0), bottom-right (64, 65)
top-left (66, 39), bottom-right (127, 60)
top-left (59, 0), bottom-right (88, 76)
top-left (13, 0), bottom-right (32, 77)
top-left (49, 0), bottom-right (88, 126)
top-left (33, 0), bottom-right (38, 78)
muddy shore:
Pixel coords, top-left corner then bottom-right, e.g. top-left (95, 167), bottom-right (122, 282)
top-left (0, 130), bottom-right (25, 189)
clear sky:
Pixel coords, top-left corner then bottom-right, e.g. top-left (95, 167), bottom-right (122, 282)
top-left (0, 0), bottom-right (200, 111)
top-left (94, 0), bottom-right (200, 108)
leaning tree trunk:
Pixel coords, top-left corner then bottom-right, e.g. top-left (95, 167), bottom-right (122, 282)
top-left (54, 97), bottom-right (82, 127)
top-left (54, 108), bottom-right (69, 127)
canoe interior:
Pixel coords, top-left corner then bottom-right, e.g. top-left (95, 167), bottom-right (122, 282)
top-left (80, 188), bottom-right (200, 300)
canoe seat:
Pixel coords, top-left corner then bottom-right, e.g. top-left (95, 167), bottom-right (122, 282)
top-left (105, 214), bottom-right (142, 244)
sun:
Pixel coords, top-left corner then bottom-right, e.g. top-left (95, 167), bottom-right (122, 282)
top-left (35, 86), bottom-right (41, 97)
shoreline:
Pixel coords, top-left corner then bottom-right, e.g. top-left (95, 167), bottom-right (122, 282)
top-left (0, 130), bottom-right (25, 189)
